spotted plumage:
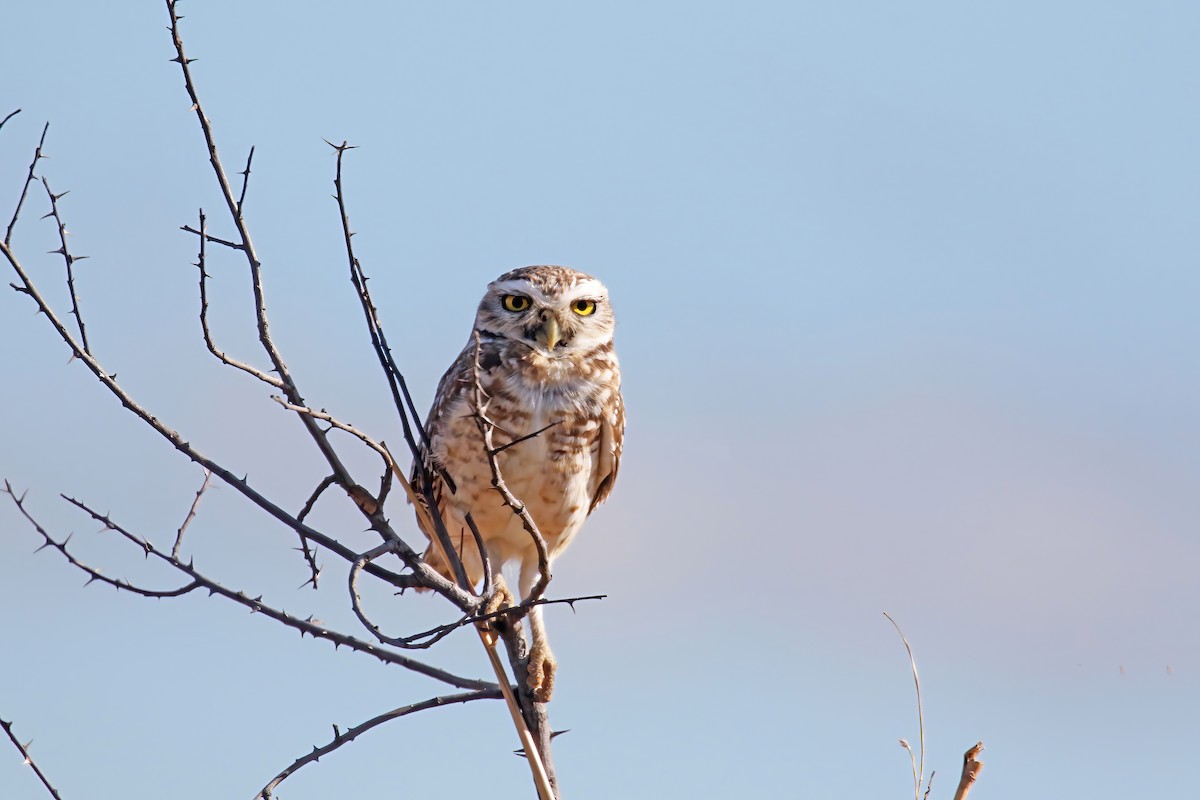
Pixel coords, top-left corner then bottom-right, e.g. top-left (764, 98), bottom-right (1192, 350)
top-left (412, 265), bottom-right (624, 700)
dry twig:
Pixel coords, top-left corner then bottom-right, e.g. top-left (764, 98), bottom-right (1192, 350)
top-left (1, 717), bottom-right (65, 800)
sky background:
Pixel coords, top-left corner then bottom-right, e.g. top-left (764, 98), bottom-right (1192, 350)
top-left (2, 2), bottom-right (1199, 798)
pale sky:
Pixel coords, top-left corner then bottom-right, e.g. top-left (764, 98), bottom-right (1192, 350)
top-left (3, 2), bottom-right (1199, 798)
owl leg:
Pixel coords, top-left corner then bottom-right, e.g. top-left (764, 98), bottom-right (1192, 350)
top-left (520, 562), bottom-right (556, 703)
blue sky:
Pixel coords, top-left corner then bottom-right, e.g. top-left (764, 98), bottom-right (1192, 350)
top-left (3, 2), bottom-right (1199, 798)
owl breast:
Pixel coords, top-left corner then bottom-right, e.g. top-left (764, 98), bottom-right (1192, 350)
top-left (430, 349), bottom-right (612, 569)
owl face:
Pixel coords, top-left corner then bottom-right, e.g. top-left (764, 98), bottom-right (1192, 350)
top-left (475, 265), bottom-right (615, 358)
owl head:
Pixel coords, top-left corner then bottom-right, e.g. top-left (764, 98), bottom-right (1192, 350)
top-left (475, 265), bottom-right (615, 357)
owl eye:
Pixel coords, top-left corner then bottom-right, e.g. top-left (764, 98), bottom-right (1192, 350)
top-left (501, 295), bottom-right (531, 312)
top-left (571, 299), bottom-right (597, 316)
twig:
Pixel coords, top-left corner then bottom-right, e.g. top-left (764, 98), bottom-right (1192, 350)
top-left (404, 594), bottom-right (606, 645)
top-left (0, 108), bottom-right (20, 131)
top-left (884, 612), bottom-right (925, 800)
top-left (294, 475), bottom-right (338, 588)
top-left (191, 209), bottom-right (284, 388)
top-left (255, 689), bottom-right (502, 799)
top-left (5, 121), bottom-right (47, 247)
top-left (40, 177), bottom-right (90, 354)
top-left (952, 743), bottom-right (984, 800)
top-left (0, 718), bottom-right (64, 800)
top-left (327, 139), bottom-right (430, 463)
top-left (172, 468), bottom-right (212, 560)
top-left (236, 146), bottom-right (255, 214)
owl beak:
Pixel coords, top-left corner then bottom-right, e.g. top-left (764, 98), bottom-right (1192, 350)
top-left (540, 316), bottom-right (562, 352)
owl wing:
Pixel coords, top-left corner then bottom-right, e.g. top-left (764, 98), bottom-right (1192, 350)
top-left (588, 387), bottom-right (624, 513)
top-left (409, 342), bottom-right (475, 540)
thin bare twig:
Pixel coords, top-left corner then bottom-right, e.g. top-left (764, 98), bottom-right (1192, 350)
top-left (327, 139), bottom-right (430, 462)
top-left (294, 475), bottom-right (338, 588)
top-left (6, 481), bottom-right (200, 599)
top-left (236, 145), bottom-right (255, 214)
top-left (0, 108), bottom-right (20, 131)
top-left (885, 611), bottom-right (925, 800)
top-left (255, 689), bottom-right (502, 799)
top-left (1, 718), bottom-right (64, 800)
top-left (191, 209), bottom-right (284, 388)
top-left (172, 468), bottom-right (211, 560)
top-left (40, 177), bottom-right (90, 354)
top-left (5, 121), bottom-right (47, 247)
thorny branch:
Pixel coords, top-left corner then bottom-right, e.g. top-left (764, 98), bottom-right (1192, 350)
top-left (171, 468), bottom-right (211, 560)
top-left (191, 208), bottom-right (284, 389)
top-left (5, 120), bottom-right (46, 247)
top-left (255, 689), bottom-right (503, 800)
top-left (1, 718), bottom-right (64, 800)
top-left (2, 482), bottom-right (496, 692)
top-left (39, 177), bottom-right (90, 355)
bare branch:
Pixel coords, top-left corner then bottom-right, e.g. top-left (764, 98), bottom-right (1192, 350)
top-left (191, 209), bottom-right (284, 388)
top-left (0, 108), bottom-right (20, 131)
top-left (255, 689), bottom-right (502, 799)
top-left (236, 145), bottom-right (255, 214)
top-left (327, 139), bottom-right (430, 461)
top-left (0, 717), bottom-right (65, 800)
top-left (40, 177), bottom-right (90, 354)
top-left (18, 487), bottom-right (495, 690)
top-left (6, 121), bottom-right (48, 247)
top-left (294, 475), bottom-right (338, 588)
top-left (5, 481), bottom-right (200, 598)
top-left (885, 612), bottom-right (925, 800)
top-left (172, 468), bottom-right (212, 560)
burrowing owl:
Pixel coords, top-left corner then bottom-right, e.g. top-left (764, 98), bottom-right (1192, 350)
top-left (413, 265), bottom-right (624, 701)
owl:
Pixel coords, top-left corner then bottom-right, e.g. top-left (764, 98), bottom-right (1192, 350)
top-left (412, 265), bottom-right (624, 702)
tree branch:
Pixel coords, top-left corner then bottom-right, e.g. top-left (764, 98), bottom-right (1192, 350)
top-left (256, 689), bottom-right (502, 799)
top-left (0, 718), bottom-right (64, 800)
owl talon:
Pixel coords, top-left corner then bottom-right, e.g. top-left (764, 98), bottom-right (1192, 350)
top-left (527, 642), bottom-right (556, 703)
top-left (482, 576), bottom-right (515, 631)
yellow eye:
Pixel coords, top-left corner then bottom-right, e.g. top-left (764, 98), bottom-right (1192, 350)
top-left (502, 295), bottom-right (531, 312)
top-left (571, 299), bottom-right (597, 316)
